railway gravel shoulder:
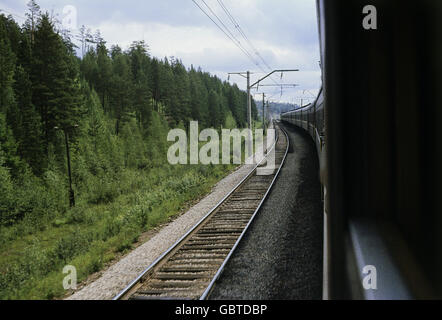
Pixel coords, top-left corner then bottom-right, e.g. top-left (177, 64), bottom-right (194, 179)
top-left (67, 163), bottom-right (255, 300)
top-left (115, 126), bottom-right (287, 300)
top-left (67, 126), bottom-right (276, 300)
top-left (209, 123), bottom-right (323, 300)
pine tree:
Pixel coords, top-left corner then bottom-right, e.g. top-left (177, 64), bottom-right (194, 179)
top-left (96, 39), bottom-right (112, 112)
top-left (159, 58), bottom-right (174, 115)
top-left (128, 41), bottom-right (150, 82)
top-left (170, 59), bottom-right (190, 128)
top-left (0, 147), bottom-right (15, 226)
top-left (150, 58), bottom-right (161, 112)
top-left (189, 70), bottom-right (208, 127)
top-left (13, 66), bottom-right (43, 173)
top-left (80, 49), bottom-right (98, 88)
top-left (128, 41), bottom-right (152, 130)
top-left (31, 14), bottom-right (81, 158)
top-left (0, 113), bottom-right (22, 175)
top-left (25, 0), bottom-right (41, 45)
top-left (16, 28), bottom-right (32, 74)
top-left (208, 90), bottom-right (222, 129)
top-left (0, 15), bottom-right (16, 114)
top-left (109, 50), bottom-right (132, 135)
top-left (227, 85), bottom-right (245, 127)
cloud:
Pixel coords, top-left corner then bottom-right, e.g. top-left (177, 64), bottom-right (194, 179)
top-left (0, 0), bottom-right (322, 102)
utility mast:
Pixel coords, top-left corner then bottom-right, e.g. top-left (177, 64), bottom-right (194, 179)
top-left (262, 93), bottom-right (266, 135)
top-left (228, 69), bottom-right (299, 157)
top-left (228, 71), bottom-right (253, 156)
top-left (247, 71), bottom-right (252, 137)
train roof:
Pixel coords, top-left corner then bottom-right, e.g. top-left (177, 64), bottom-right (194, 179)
top-left (281, 87), bottom-right (323, 115)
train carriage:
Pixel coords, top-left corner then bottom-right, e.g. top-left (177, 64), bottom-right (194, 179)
top-left (281, 88), bottom-right (324, 161)
top-left (282, 0), bottom-right (442, 300)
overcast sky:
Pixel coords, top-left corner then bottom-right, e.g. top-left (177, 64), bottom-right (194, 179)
top-left (0, 0), bottom-right (321, 104)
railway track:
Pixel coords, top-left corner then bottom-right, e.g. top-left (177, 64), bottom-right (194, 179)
top-left (114, 124), bottom-right (289, 300)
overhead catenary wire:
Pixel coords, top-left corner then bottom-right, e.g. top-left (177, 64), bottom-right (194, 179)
top-left (192, 0), bottom-right (298, 102)
top-left (192, 0), bottom-right (262, 69)
top-left (200, 0), bottom-right (260, 67)
top-left (217, 0), bottom-right (271, 69)
top-left (193, 0), bottom-right (283, 86)
top-left (216, 0), bottom-right (280, 85)
top-left (0, 8), bottom-right (26, 21)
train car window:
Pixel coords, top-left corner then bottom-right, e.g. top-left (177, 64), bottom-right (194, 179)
top-left (319, 0), bottom-right (442, 299)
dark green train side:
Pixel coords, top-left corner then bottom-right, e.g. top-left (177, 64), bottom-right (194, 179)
top-left (282, 0), bottom-right (442, 300)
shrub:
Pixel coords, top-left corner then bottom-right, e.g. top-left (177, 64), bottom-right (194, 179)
top-left (53, 230), bottom-right (93, 263)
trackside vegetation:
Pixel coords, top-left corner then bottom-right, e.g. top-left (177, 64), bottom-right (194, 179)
top-left (0, 1), bottom-right (258, 299)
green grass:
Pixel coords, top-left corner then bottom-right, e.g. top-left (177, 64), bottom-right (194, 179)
top-left (0, 108), bottom-right (265, 300)
top-left (0, 162), bottom-right (236, 300)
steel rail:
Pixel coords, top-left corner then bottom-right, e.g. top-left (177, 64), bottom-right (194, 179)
top-left (200, 125), bottom-right (290, 299)
top-left (113, 126), bottom-right (281, 300)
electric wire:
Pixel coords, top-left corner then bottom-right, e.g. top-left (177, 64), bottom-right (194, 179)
top-left (192, 0), bottom-right (262, 69)
top-left (193, 0), bottom-right (297, 101)
top-left (216, 0), bottom-right (280, 85)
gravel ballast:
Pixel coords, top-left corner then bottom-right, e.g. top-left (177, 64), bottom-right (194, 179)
top-left (67, 131), bottom-right (275, 300)
top-left (209, 123), bottom-right (324, 300)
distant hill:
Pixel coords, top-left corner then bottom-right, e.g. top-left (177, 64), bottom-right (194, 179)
top-left (256, 101), bottom-right (300, 119)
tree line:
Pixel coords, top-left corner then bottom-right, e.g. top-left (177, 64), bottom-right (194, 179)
top-left (0, 0), bottom-right (257, 226)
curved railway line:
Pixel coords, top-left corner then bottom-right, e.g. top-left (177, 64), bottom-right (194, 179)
top-left (113, 124), bottom-right (289, 300)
